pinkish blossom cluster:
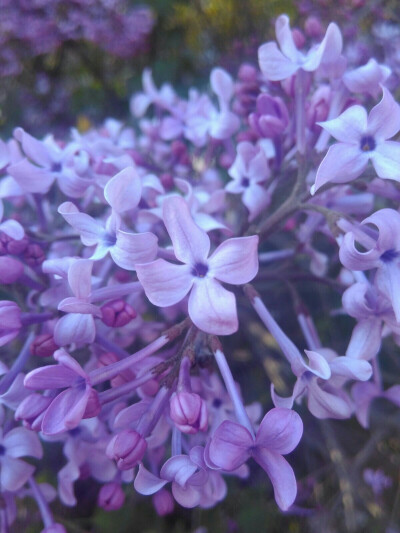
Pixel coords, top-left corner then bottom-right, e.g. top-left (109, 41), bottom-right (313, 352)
top-left (0, 12), bottom-right (399, 531)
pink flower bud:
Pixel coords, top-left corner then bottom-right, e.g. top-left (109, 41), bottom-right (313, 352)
top-left (0, 256), bottom-right (23, 284)
top-left (106, 429), bottom-right (147, 470)
top-left (101, 299), bottom-right (137, 327)
top-left (304, 16), bottom-right (324, 39)
top-left (0, 232), bottom-right (28, 255)
top-left (170, 392), bottom-right (208, 434)
top-left (31, 334), bottom-right (57, 357)
top-left (98, 482), bottom-right (125, 511)
top-left (24, 243), bottom-right (45, 267)
top-left (152, 489), bottom-right (174, 516)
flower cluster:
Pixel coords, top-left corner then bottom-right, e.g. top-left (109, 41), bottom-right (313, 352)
top-left (0, 11), bottom-right (399, 531)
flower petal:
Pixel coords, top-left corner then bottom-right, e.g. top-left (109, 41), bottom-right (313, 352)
top-left (258, 42), bottom-right (299, 81)
top-left (41, 386), bottom-right (90, 435)
top-left (58, 202), bottom-right (103, 246)
top-left (253, 448), bottom-right (297, 511)
top-left (111, 230), bottom-right (158, 270)
top-left (371, 141), bottom-right (400, 181)
top-left (188, 278), bottom-right (238, 335)
top-left (319, 105), bottom-right (368, 143)
top-left (255, 408), bottom-right (303, 454)
top-left (367, 87), bottom-right (400, 141)
top-left (104, 167), bottom-right (142, 213)
top-left (313, 143), bottom-right (368, 193)
top-left (1, 456), bottom-right (34, 492)
top-left (136, 259), bottom-right (193, 307)
top-left (134, 464), bottom-right (167, 495)
top-left (3, 427), bottom-right (42, 459)
top-left (163, 196), bottom-right (210, 264)
top-left (209, 236), bottom-right (259, 285)
top-left (208, 420), bottom-right (253, 471)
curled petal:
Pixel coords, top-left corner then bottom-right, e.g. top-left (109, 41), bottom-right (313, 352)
top-left (111, 230), bottom-right (158, 270)
top-left (253, 448), bottom-right (297, 511)
top-left (54, 313), bottom-right (96, 346)
top-left (104, 167), bottom-right (142, 213)
top-left (3, 427), bottom-right (42, 459)
top-left (134, 464), bottom-right (167, 495)
top-left (58, 202), bottom-right (103, 246)
top-left (329, 356), bottom-right (372, 381)
top-left (1, 456), bottom-right (35, 492)
top-left (68, 259), bottom-right (93, 299)
top-left (339, 232), bottom-right (381, 271)
top-left (367, 86), bottom-right (400, 141)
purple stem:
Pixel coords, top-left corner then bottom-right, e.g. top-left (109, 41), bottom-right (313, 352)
top-left (90, 334), bottom-right (169, 385)
top-left (213, 349), bottom-right (255, 438)
top-left (0, 332), bottom-right (34, 394)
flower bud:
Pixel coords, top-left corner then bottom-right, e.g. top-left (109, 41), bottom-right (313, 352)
top-left (152, 489), bottom-right (174, 516)
top-left (106, 429), bottom-right (147, 470)
top-left (31, 334), bottom-right (58, 357)
top-left (101, 299), bottom-right (137, 328)
top-left (24, 243), bottom-right (45, 267)
top-left (98, 482), bottom-right (125, 511)
top-left (170, 392), bottom-right (208, 434)
top-left (0, 232), bottom-right (28, 255)
top-left (0, 300), bottom-right (21, 346)
top-left (0, 256), bottom-right (23, 284)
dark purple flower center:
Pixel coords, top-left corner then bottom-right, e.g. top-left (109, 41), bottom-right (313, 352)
top-left (102, 232), bottom-right (117, 247)
top-left (191, 262), bottom-right (209, 278)
top-left (241, 177), bottom-right (250, 188)
top-left (380, 248), bottom-right (399, 263)
top-left (212, 398), bottom-right (222, 408)
top-left (360, 135), bottom-right (376, 152)
top-left (51, 162), bottom-right (62, 173)
top-left (0, 445), bottom-right (5, 456)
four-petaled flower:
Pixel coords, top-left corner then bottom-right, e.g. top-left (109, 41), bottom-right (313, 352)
top-left (136, 196), bottom-right (259, 335)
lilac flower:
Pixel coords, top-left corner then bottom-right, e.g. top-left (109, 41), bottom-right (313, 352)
top-left (136, 196), bottom-right (259, 335)
top-left (207, 408), bottom-right (303, 510)
top-left (258, 15), bottom-right (342, 81)
top-left (134, 446), bottom-right (227, 509)
top-left (313, 87), bottom-right (400, 193)
top-left (24, 348), bottom-right (99, 435)
top-left (339, 209), bottom-right (400, 321)
top-left (54, 259), bottom-right (101, 346)
top-left (226, 141), bottom-right (272, 222)
top-left (58, 167), bottom-right (158, 269)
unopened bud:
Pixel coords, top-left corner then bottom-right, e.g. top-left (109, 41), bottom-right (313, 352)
top-left (24, 243), bottom-right (45, 267)
top-left (0, 256), bottom-right (23, 284)
top-left (101, 299), bottom-right (136, 328)
top-left (106, 429), bottom-right (147, 470)
top-left (170, 392), bottom-right (208, 434)
top-left (98, 482), bottom-right (125, 511)
top-left (31, 334), bottom-right (57, 357)
top-left (153, 489), bottom-right (174, 516)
